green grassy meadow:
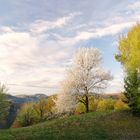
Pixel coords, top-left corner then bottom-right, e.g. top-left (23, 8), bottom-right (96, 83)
top-left (0, 110), bottom-right (140, 140)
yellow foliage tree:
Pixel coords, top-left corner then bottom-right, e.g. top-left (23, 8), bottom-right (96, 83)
top-left (116, 24), bottom-right (140, 71)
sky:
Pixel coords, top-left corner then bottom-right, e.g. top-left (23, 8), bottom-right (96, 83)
top-left (0, 0), bottom-right (140, 95)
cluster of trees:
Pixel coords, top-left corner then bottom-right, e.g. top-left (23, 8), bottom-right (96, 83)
top-left (12, 94), bottom-right (127, 127)
top-left (12, 96), bottom-right (55, 127)
top-left (116, 24), bottom-right (140, 114)
top-left (75, 95), bottom-right (128, 114)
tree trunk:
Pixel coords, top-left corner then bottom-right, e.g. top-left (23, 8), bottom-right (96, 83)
top-left (85, 87), bottom-right (89, 113)
top-left (85, 95), bottom-right (89, 113)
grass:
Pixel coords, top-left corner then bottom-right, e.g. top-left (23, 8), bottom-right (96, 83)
top-left (0, 110), bottom-right (140, 140)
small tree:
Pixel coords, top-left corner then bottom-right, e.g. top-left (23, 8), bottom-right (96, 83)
top-left (97, 99), bottom-right (115, 111)
top-left (46, 96), bottom-right (56, 114)
top-left (115, 24), bottom-right (140, 71)
top-left (16, 103), bottom-right (37, 127)
top-left (33, 97), bottom-right (48, 121)
top-left (114, 100), bottom-right (128, 110)
top-left (0, 84), bottom-right (9, 123)
top-left (123, 70), bottom-right (140, 114)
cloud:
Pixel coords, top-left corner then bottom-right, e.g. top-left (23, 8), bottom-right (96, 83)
top-left (0, 26), bottom-right (91, 95)
top-left (128, 1), bottom-right (140, 10)
top-left (105, 70), bottom-right (124, 93)
top-left (0, 17), bottom-right (135, 95)
top-left (30, 12), bottom-right (81, 34)
top-left (0, 29), bottom-right (37, 74)
top-left (1, 1), bottom-right (140, 95)
top-left (54, 21), bottom-right (135, 44)
top-left (0, 23), bottom-right (78, 95)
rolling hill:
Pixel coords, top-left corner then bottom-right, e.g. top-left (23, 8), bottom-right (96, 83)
top-left (0, 110), bottom-right (140, 140)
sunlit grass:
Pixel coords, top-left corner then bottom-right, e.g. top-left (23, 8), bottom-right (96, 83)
top-left (0, 110), bottom-right (140, 140)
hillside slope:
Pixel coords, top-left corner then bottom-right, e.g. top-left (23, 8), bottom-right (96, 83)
top-left (7, 94), bottom-right (48, 104)
top-left (0, 111), bottom-right (140, 140)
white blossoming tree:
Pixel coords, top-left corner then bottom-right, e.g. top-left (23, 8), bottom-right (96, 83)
top-left (55, 47), bottom-right (112, 114)
top-left (55, 79), bottom-right (77, 114)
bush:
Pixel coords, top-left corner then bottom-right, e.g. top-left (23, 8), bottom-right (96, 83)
top-left (97, 99), bottom-right (115, 111)
top-left (89, 98), bottom-right (99, 112)
top-left (46, 95), bottom-right (56, 114)
top-left (114, 100), bottom-right (128, 110)
top-left (75, 103), bottom-right (85, 114)
top-left (33, 97), bottom-right (48, 121)
top-left (16, 103), bottom-right (38, 127)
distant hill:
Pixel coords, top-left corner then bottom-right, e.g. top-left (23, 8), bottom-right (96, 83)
top-left (7, 93), bottom-right (48, 104)
top-left (101, 93), bottom-right (121, 100)
top-left (88, 93), bottom-right (121, 100)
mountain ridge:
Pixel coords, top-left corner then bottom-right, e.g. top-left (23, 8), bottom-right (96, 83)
top-left (7, 93), bottom-right (48, 104)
